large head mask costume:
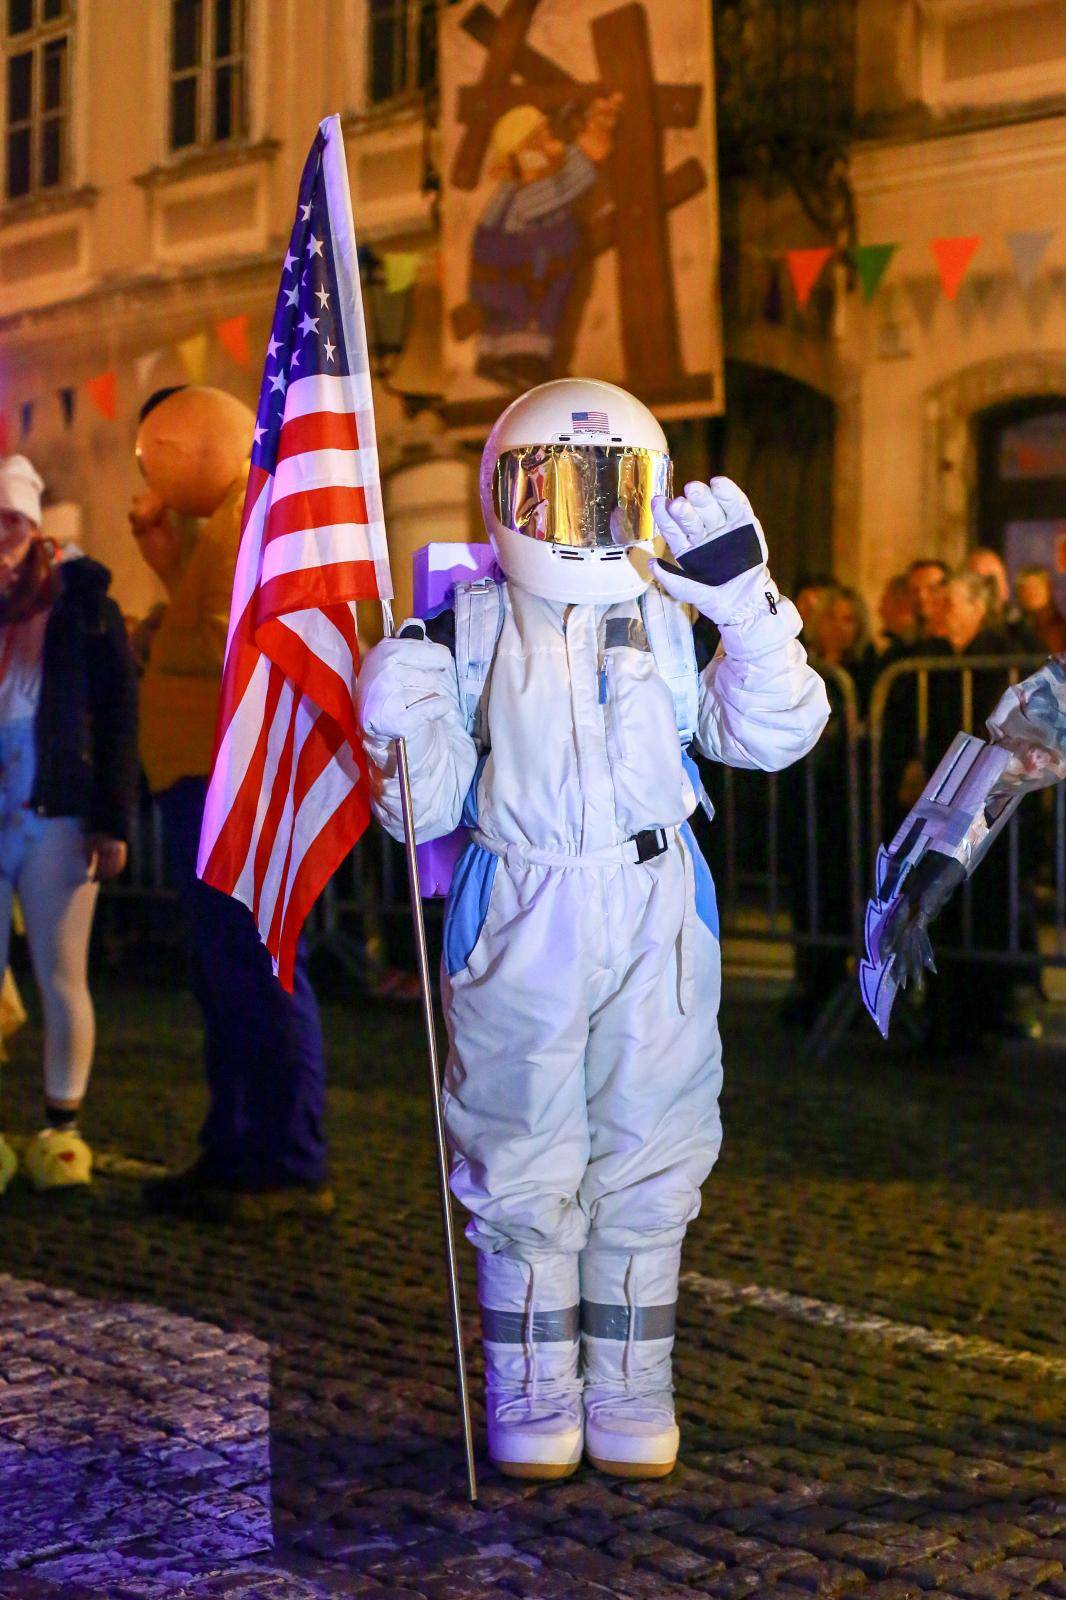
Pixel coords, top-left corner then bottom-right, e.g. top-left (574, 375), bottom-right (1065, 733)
top-left (480, 378), bottom-right (672, 604)
top-left (135, 386), bottom-right (255, 517)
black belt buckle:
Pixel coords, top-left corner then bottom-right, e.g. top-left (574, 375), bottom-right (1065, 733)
top-left (632, 827), bottom-right (668, 862)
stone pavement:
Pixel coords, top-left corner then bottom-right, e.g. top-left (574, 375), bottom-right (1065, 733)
top-left (0, 977), bottom-right (1062, 1600)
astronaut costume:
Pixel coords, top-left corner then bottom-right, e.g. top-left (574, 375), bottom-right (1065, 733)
top-left (358, 379), bottom-right (829, 1480)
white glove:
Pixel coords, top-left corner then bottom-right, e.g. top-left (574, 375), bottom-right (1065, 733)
top-left (357, 632), bottom-right (460, 744)
top-left (650, 476), bottom-right (775, 625)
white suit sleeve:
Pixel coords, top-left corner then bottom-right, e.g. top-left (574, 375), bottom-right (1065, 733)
top-left (694, 594), bottom-right (830, 772)
top-left (358, 637), bottom-right (479, 844)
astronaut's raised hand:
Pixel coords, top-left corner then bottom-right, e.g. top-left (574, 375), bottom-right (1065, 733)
top-left (356, 633), bottom-right (460, 746)
top-left (649, 477), bottom-right (775, 625)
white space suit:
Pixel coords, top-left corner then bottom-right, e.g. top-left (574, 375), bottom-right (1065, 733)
top-left (359, 379), bottom-right (829, 1480)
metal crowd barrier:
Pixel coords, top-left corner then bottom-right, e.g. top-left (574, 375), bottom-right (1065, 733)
top-left (97, 652), bottom-right (1066, 1043)
top-left (712, 662), bottom-right (865, 958)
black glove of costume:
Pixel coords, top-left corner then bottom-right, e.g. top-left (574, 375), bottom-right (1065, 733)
top-left (878, 851), bottom-right (966, 990)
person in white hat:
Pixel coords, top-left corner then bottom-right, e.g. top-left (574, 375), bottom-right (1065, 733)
top-left (0, 455), bottom-right (137, 1196)
top-left (357, 379), bottom-right (829, 1481)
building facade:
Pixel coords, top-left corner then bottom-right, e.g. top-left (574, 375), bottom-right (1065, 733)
top-left (0, 0), bottom-right (449, 619)
top-left (722, 0), bottom-right (1066, 603)
top-left (1, 0), bottom-right (1064, 620)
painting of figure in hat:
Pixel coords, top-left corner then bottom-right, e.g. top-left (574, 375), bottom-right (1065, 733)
top-left (468, 94), bottom-right (621, 388)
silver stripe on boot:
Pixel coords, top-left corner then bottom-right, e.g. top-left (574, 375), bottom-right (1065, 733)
top-left (481, 1305), bottom-right (581, 1343)
top-left (580, 1301), bottom-right (677, 1341)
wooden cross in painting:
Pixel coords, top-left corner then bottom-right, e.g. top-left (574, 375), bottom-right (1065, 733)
top-left (448, 0), bottom-right (710, 404)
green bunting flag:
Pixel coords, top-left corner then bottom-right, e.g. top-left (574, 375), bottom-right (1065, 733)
top-left (851, 242), bottom-right (898, 303)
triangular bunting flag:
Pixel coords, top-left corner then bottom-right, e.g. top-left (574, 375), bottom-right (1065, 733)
top-left (19, 401), bottom-right (33, 439)
top-left (383, 251), bottom-right (422, 295)
top-left (85, 371), bottom-right (117, 421)
top-left (176, 331), bottom-right (209, 384)
top-left (133, 350), bottom-right (163, 391)
top-left (1006, 229), bottom-right (1053, 291)
top-left (931, 236), bottom-right (981, 300)
top-left (215, 313), bottom-right (250, 367)
top-left (786, 247), bottom-right (834, 311)
top-left (851, 242), bottom-right (898, 303)
top-left (0, 413), bottom-right (9, 453)
top-left (58, 387), bottom-right (75, 427)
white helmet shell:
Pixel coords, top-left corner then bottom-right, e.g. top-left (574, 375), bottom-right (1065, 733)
top-left (480, 378), bottom-right (669, 603)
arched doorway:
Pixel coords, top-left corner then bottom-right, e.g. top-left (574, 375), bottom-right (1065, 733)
top-left (664, 361), bottom-right (835, 594)
top-left (976, 397), bottom-right (1066, 601)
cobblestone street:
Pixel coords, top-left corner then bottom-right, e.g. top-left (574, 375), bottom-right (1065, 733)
top-left (0, 976), bottom-right (1062, 1600)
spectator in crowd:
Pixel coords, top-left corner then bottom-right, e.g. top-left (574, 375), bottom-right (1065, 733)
top-left (0, 456), bottom-right (137, 1195)
top-left (965, 547), bottom-right (1039, 651)
top-left (809, 583), bottom-right (879, 710)
top-left (939, 569), bottom-right (1004, 664)
top-left (876, 574), bottom-right (916, 661)
top-left (1015, 565), bottom-right (1066, 654)
top-left (809, 585), bottom-right (867, 666)
top-left (905, 558), bottom-right (950, 646)
top-left (130, 387), bottom-right (332, 1223)
top-left (793, 572), bottom-right (834, 641)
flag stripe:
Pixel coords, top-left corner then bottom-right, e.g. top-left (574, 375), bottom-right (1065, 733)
top-left (274, 757), bottom-right (371, 990)
top-left (277, 408), bottom-right (360, 462)
top-left (251, 691), bottom-right (301, 922)
top-left (283, 371), bottom-right (373, 421)
top-left (200, 661), bottom-right (288, 889)
top-left (272, 446), bottom-right (380, 507)
top-left (256, 560), bottom-right (381, 630)
top-left (264, 485), bottom-right (369, 543)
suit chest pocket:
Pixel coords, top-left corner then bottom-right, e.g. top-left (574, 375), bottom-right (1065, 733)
top-left (602, 650), bottom-right (682, 784)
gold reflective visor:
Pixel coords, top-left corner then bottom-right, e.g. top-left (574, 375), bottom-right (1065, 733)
top-left (493, 444), bottom-right (673, 550)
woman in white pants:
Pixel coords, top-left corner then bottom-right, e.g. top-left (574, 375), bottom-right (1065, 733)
top-left (0, 456), bottom-right (137, 1194)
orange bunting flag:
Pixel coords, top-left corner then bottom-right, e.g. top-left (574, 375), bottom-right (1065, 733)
top-left (85, 371), bottom-right (117, 421)
top-left (215, 313), bottom-right (251, 367)
top-left (931, 236), bottom-right (981, 300)
top-left (785, 247), bottom-right (834, 311)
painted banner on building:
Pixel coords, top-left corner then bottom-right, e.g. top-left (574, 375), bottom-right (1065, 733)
top-left (439, 0), bottom-right (723, 427)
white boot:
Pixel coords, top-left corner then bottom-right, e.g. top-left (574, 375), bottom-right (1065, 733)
top-left (479, 1251), bottom-right (583, 1480)
top-left (581, 1245), bottom-right (681, 1478)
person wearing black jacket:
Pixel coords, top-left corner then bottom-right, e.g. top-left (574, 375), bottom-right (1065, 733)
top-left (0, 456), bottom-right (137, 1195)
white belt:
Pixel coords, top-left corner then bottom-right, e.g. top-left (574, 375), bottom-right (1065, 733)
top-left (472, 826), bottom-right (677, 872)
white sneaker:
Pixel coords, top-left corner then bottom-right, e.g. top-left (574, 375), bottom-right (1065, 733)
top-left (580, 1245), bottom-right (682, 1478)
top-left (479, 1251), bottom-right (583, 1480)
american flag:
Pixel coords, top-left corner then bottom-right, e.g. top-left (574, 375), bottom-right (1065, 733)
top-left (571, 409), bottom-right (610, 434)
top-left (197, 115), bottom-right (392, 990)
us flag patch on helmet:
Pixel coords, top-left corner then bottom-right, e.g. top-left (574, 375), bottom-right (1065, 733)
top-left (571, 410), bottom-right (609, 434)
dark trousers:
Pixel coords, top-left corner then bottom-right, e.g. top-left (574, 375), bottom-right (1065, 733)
top-left (157, 776), bottom-right (327, 1189)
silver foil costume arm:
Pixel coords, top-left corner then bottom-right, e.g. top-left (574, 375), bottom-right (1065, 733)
top-left (860, 654), bottom-right (1066, 1037)
top-left (985, 654), bottom-right (1066, 796)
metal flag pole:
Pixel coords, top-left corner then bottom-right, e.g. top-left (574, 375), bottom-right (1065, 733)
top-left (380, 598), bottom-right (478, 1504)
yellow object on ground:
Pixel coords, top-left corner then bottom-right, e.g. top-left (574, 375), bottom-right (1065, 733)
top-left (23, 1127), bottom-right (93, 1190)
top-left (0, 965), bottom-right (27, 1040)
top-left (0, 1133), bottom-right (16, 1194)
